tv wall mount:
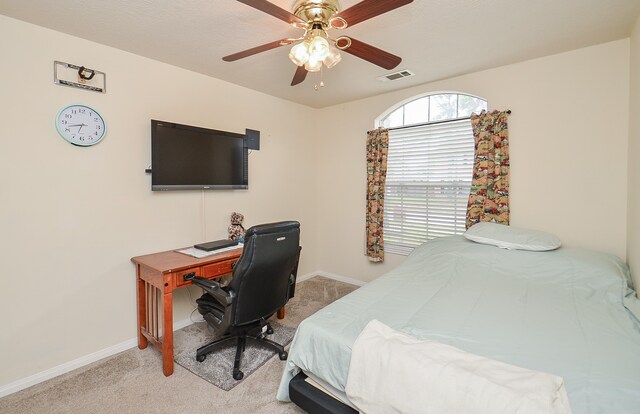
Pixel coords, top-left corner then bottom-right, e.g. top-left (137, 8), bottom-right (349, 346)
top-left (54, 61), bottom-right (106, 93)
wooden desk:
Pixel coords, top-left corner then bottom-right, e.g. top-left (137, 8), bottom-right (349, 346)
top-left (132, 247), bottom-right (269, 376)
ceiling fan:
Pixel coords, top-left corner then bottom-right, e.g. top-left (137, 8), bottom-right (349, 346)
top-left (223, 0), bottom-right (414, 87)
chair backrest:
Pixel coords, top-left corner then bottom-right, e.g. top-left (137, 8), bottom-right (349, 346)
top-left (228, 221), bottom-right (301, 326)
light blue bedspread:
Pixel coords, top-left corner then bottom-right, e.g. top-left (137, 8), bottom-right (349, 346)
top-left (277, 236), bottom-right (640, 413)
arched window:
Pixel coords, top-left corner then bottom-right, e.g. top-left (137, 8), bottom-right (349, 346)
top-left (378, 92), bottom-right (487, 255)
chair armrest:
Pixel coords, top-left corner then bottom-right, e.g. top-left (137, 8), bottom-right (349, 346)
top-left (183, 273), bottom-right (233, 306)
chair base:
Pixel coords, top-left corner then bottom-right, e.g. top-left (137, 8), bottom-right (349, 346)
top-left (195, 322), bottom-right (288, 380)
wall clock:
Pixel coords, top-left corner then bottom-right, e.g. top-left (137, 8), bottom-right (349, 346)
top-left (55, 104), bottom-right (107, 146)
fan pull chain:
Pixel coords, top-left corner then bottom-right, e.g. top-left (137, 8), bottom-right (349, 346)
top-left (314, 67), bottom-right (326, 91)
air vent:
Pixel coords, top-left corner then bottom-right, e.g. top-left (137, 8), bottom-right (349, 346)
top-left (377, 69), bottom-right (415, 82)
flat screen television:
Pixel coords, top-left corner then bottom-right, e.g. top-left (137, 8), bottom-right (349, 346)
top-left (151, 120), bottom-right (248, 191)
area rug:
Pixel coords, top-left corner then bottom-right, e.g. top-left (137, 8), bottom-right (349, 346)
top-left (174, 321), bottom-right (296, 391)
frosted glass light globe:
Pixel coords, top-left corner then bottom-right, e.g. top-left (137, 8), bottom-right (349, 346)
top-left (305, 55), bottom-right (323, 72)
top-left (323, 47), bottom-right (342, 68)
top-left (309, 36), bottom-right (330, 60)
top-left (289, 42), bottom-right (310, 66)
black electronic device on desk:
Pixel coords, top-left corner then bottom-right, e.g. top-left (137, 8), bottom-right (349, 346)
top-left (194, 239), bottom-right (238, 252)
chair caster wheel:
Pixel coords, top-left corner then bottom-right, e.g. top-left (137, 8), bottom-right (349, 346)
top-left (266, 326), bottom-right (274, 335)
top-left (196, 354), bottom-right (206, 362)
top-left (233, 370), bottom-right (244, 380)
top-left (279, 351), bottom-right (288, 360)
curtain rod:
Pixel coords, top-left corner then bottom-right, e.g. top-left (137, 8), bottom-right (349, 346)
top-left (385, 109), bottom-right (512, 132)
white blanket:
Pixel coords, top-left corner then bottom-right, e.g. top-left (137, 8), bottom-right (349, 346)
top-left (345, 320), bottom-right (572, 414)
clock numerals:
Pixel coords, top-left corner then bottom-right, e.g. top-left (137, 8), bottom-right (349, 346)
top-left (56, 105), bottom-right (106, 147)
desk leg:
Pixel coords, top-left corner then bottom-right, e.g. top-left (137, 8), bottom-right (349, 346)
top-left (162, 291), bottom-right (174, 376)
top-left (136, 274), bottom-right (148, 349)
top-left (277, 307), bottom-right (285, 319)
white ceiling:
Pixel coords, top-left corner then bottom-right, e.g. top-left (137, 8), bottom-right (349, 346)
top-left (2, 0), bottom-right (639, 108)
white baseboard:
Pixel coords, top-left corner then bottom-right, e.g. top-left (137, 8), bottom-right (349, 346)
top-left (297, 271), bottom-right (367, 287)
top-left (0, 316), bottom-right (195, 399)
top-left (0, 337), bottom-right (134, 398)
top-left (0, 270), bottom-right (365, 398)
top-left (314, 270), bottom-right (368, 287)
top-left (295, 271), bottom-right (319, 283)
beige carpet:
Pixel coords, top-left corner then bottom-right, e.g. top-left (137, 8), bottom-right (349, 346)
top-left (0, 276), bottom-right (358, 414)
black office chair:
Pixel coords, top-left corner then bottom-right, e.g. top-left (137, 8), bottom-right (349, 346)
top-left (184, 221), bottom-right (301, 380)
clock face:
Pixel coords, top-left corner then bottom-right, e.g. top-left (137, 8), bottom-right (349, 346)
top-left (55, 104), bottom-right (107, 146)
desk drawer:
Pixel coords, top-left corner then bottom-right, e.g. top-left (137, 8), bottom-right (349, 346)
top-left (203, 260), bottom-right (236, 278)
top-left (174, 267), bottom-right (202, 288)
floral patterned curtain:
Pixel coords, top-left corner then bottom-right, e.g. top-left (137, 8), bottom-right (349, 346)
top-left (466, 110), bottom-right (510, 228)
top-left (366, 128), bottom-right (389, 262)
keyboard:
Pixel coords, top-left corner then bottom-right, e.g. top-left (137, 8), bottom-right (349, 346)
top-left (176, 243), bottom-right (243, 259)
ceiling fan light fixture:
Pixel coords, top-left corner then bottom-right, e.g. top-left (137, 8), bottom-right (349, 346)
top-left (305, 55), bottom-right (323, 72)
top-left (323, 46), bottom-right (342, 68)
top-left (226, 0), bottom-right (413, 87)
top-left (309, 35), bottom-right (330, 60)
top-left (289, 42), bottom-right (310, 66)
top-left (290, 32), bottom-right (335, 71)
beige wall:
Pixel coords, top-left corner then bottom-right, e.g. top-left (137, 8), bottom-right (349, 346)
top-left (628, 16), bottom-right (640, 291)
top-left (316, 40), bottom-right (630, 282)
top-left (0, 14), bottom-right (635, 392)
top-left (0, 15), bottom-right (318, 388)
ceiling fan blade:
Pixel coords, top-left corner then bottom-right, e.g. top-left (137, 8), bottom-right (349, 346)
top-left (336, 37), bottom-right (402, 70)
top-left (333, 0), bottom-right (413, 28)
top-left (236, 0), bottom-right (305, 25)
top-left (291, 66), bottom-right (308, 86)
top-left (223, 38), bottom-right (294, 62)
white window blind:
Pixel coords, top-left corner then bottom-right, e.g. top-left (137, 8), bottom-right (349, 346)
top-left (384, 119), bottom-right (475, 255)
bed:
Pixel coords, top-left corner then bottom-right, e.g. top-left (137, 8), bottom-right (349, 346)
top-left (277, 235), bottom-right (640, 413)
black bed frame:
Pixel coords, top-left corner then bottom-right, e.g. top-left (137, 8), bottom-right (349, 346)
top-left (289, 372), bottom-right (358, 414)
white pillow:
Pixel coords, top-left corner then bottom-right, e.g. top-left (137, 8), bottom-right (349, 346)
top-left (464, 222), bottom-right (561, 251)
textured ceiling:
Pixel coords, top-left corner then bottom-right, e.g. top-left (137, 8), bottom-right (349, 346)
top-left (1, 0), bottom-right (639, 108)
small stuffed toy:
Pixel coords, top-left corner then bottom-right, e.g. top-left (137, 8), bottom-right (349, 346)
top-left (228, 212), bottom-right (246, 242)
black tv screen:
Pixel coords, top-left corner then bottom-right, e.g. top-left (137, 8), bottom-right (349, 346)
top-left (151, 120), bottom-right (248, 191)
